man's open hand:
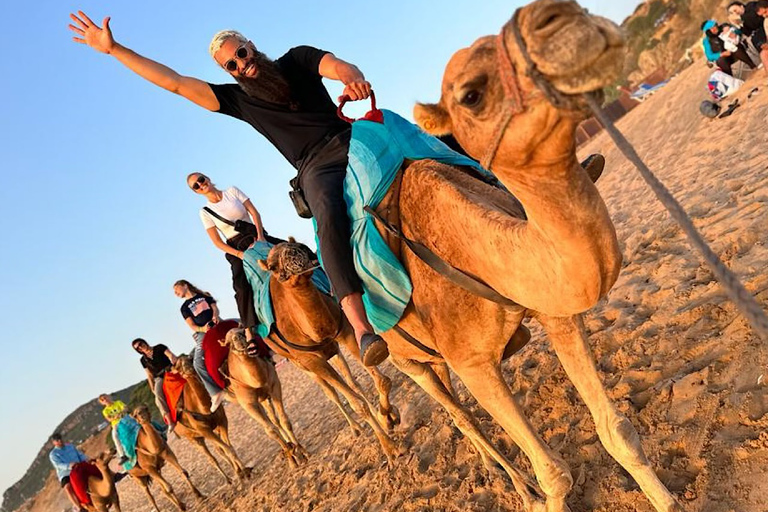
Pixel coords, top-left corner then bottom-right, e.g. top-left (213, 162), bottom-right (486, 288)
top-left (69, 11), bottom-right (115, 54)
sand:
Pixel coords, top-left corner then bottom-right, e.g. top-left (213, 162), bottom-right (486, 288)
top-left (25, 60), bottom-right (768, 512)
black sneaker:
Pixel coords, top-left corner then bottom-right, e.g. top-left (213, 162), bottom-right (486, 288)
top-left (360, 333), bottom-right (389, 367)
top-left (114, 472), bottom-right (128, 483)
top-left (117, 456), bottom-right (129, 466)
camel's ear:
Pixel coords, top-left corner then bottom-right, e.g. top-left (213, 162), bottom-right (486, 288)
top-left (288, 236), bottom-right (296, 244)
top-left (257, 259), bottom-right (269, 271)
top-left (413, 102), bottom-right (453, 136)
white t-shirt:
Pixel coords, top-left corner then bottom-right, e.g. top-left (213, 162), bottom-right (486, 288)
top-left (199, 186), bottom-right (251, 240)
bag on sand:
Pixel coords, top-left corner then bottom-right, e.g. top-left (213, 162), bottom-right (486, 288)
top-left (707, 69), bottom-right (743, 101)
top-left (699, 100), bottom-right (721, 118)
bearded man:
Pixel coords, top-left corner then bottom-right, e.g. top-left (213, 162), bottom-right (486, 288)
top-left (69, 12), bottom-right (389, 366)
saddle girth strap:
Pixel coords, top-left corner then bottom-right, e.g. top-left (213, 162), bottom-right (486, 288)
top-left (363, 206), bottom-right (519, 308)
top-left (393, 325), bottom-right (441, 358)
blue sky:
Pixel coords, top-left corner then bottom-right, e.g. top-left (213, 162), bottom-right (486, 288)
top-left (0, 0), bottom-right (641, 500)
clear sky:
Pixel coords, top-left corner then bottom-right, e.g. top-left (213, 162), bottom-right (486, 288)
top-left (0, 0), bottom-right (641, 501)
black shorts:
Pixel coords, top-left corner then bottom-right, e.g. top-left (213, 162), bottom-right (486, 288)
top-left (752, 28), bottom-right (767, 50)
top-left (60, 476), bottom-right (70, 487)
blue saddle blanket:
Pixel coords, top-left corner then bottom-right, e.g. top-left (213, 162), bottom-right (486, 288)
top-left (336, 109), bottom-right (486, 332)
top-left (243, 241), bottom-right (332, 339)
top-left (116, 416), bottom-right (141, 471)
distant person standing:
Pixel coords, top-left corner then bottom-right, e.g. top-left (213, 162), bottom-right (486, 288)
top-left (131, 338), bottom-right (177, 426)
top-left (727, 1), bottom-right (768, 74)
top-left (48, 432), bottom-right (87, 512)
top-left (173, 279), bottom-right (226, 410)
top-left (98, 394), bottom-right (128, 465)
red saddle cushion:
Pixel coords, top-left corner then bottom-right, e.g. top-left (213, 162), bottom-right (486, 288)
top-left (69, 461), bottom-right (101, 506)
top-left (203, 320), bottom-right (238, 389)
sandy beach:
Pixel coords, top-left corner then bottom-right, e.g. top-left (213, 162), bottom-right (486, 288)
top-left (23, 58), bottom-right (768, 512)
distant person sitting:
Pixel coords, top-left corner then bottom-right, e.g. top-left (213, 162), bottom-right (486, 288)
top-left (98, 394), bottom-right (129, 465)
top-left (131, 338), bottom-right (177, 428)
top-left (727, 1), bottom-right (768, 75)
top-left (48, 432), bottom-right (87, 512)
top-left (701, 20), bottom-right (756, 76)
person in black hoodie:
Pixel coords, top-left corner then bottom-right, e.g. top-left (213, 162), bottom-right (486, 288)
top-left (701, 20), bottom-right (756, 76)
top-left (727, 1), bottom-right (768, 75)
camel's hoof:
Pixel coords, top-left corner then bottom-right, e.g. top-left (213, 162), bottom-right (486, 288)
top-left (386, 406), bottom-right (401, 431)
top-left (544, 497), bottom-right (570, 512)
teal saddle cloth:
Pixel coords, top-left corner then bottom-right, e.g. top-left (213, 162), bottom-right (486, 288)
top-left (116, 415), bottom-right (167, 471)
top-left (243, 240), bottom-right (332, 339)
top-left (335, 109), bottom-right (487, 333)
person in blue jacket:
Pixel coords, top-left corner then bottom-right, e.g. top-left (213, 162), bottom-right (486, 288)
top-left (48, 432), bottom-right (88, 512)
top-left (701, 19), bottom-right (756, 76)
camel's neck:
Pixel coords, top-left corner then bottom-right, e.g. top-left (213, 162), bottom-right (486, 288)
top-left (138, 421), bottom-right (165, 453)
top-left (271, 277), bottom-right (341, 342)
top-left (183, 372), bottom-right (212, 412)
top-left (90, 465), bottom-right (113, 496)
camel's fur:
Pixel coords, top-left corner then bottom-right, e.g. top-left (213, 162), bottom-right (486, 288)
top-left (257, 241), bottom-right (400, 462)
top-left (82, 452), bottom-right (120, 512)
top-left (129, 405), bottom-right (202, 512)
top-left (171, 355), bottom-right (250, 483)
top-left (219, 327), bottom-right (308, 467)
top-left (357, 1), bottom-right (681, 511)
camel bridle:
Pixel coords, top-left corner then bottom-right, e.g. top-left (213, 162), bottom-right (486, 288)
top-left (481, 8), bottom-right (585, 171)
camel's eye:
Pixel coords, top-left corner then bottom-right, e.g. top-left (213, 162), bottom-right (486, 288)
top-left (457, 75), bottom-right (488, 108)
top-left (460, 89), bottom-right (482, 107)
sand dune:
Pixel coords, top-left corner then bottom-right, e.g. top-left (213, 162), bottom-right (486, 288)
top-left (28, 59), bottom-right (768, 512)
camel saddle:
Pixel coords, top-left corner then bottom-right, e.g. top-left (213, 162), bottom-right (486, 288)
top-left (202, 319), bottom-right (238, 389)
top-left (69, 461), bottom-right (101, 506)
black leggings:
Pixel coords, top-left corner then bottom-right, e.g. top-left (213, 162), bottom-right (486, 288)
top-left (226, 232), bottom-right (285, 330)
top-left (717, 46), bottom-right (756, 76)
top-left (300, 130), bottom-right (362, 300)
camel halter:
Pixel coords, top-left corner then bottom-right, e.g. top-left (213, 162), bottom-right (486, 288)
top-left (491, 8), bottom-right (768, 341)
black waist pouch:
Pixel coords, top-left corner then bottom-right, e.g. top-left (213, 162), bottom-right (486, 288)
top-left (288, 176), bottom-right (313, 219)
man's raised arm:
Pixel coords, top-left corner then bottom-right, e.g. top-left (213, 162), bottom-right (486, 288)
top-left (69, 11), bottom-right (220, 111)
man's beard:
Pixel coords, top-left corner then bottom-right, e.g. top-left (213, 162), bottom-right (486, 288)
top-left (234, 50), bottom-right (296, 109)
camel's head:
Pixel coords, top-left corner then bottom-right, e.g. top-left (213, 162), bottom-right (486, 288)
top-left (414, 0), bottom-right (625, 167)
top-left (223, 328), bottom-right (249, 352)
top-left (258, 237), bottom-right (319, 285)
top-left (93, 451), bottom-right (113, 470)
top-left (173, 355), bottom-right (196, 378)
top-left (131, 404), bottom-right (152, 424)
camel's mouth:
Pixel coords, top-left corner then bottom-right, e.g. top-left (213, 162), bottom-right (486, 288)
top-left (268, 243), bottom-right (318, 283)
top-left (517, 0), bottom-right (625, 95)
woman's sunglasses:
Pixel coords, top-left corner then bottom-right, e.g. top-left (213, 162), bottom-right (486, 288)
top-left (191, 175), bottom-right (207, 191)
top-left (224, 45), bottom-right (250, 72)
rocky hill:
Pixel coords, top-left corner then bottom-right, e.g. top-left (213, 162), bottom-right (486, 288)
top-left (1, 381), bottom-right (158, 512)
top-left (606, 0), bottom-right (734, 99)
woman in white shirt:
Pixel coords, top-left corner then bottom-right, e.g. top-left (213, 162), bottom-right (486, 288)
top-left (187, 172), bottom-right (273, 348)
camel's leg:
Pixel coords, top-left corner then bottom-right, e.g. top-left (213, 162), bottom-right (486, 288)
top-left (161, 448), bottom-right (204, 498)
top-left (238, 396), bottom-right (301, 468)
top-left (448, 359), bottom-right (573, 512)
top-left (135, 478), bottom-right (160, 512)
top-left (305, 370), bottom-right (363, 437)
top-left (145, 468), bottom-right (186, 511)
top-left (187, 436), bottom-right (231, 484)
top-left (311, 361), bottom-right (400, 462)
top-left (112, 493), bottom-right (122, 512)
top-left (266, 373), bottom-right (308, 459)
top-left (432, 362), bottom-right (456, 399)
top-left (331, 350), bottom-right (364, 393)
top-left (212, 425), bottom-right (248, 477)
top-left (339, 335), bottom-right (401, 430)
top-left (390, 355), bottom-right (544, 511)
top-left (539, 314), bottom-right (683, 512)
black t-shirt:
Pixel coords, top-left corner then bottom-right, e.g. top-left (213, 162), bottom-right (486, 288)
top-left (209, 46), bottom-right (351, 170)
top-left (742, 2), bottom-right (765, 36)
top-left (180, 294), bottom-right (216, 327)
top-left (140, 344), bottom-right (172, 378)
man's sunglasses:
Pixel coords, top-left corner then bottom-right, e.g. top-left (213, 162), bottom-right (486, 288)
top-left (224, 45), bottom-right (250, 72)
top-left (191, 175), bottom-right (207, 190)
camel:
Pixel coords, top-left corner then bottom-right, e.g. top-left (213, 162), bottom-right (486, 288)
top-left (213, 327), bottom-right (308, 467)
top-left (258, 248), bottom-right (402, 434)
top-left (170, 355), bottom-right (250, 482)
top-left (271, 1), bottom-right (682, 511)
top-left (257, 246), bottom-right (401, 462)
top-left (129, 405), bottom-right (202, 512)
top-left (81, 452), bottom-right (121, 512)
